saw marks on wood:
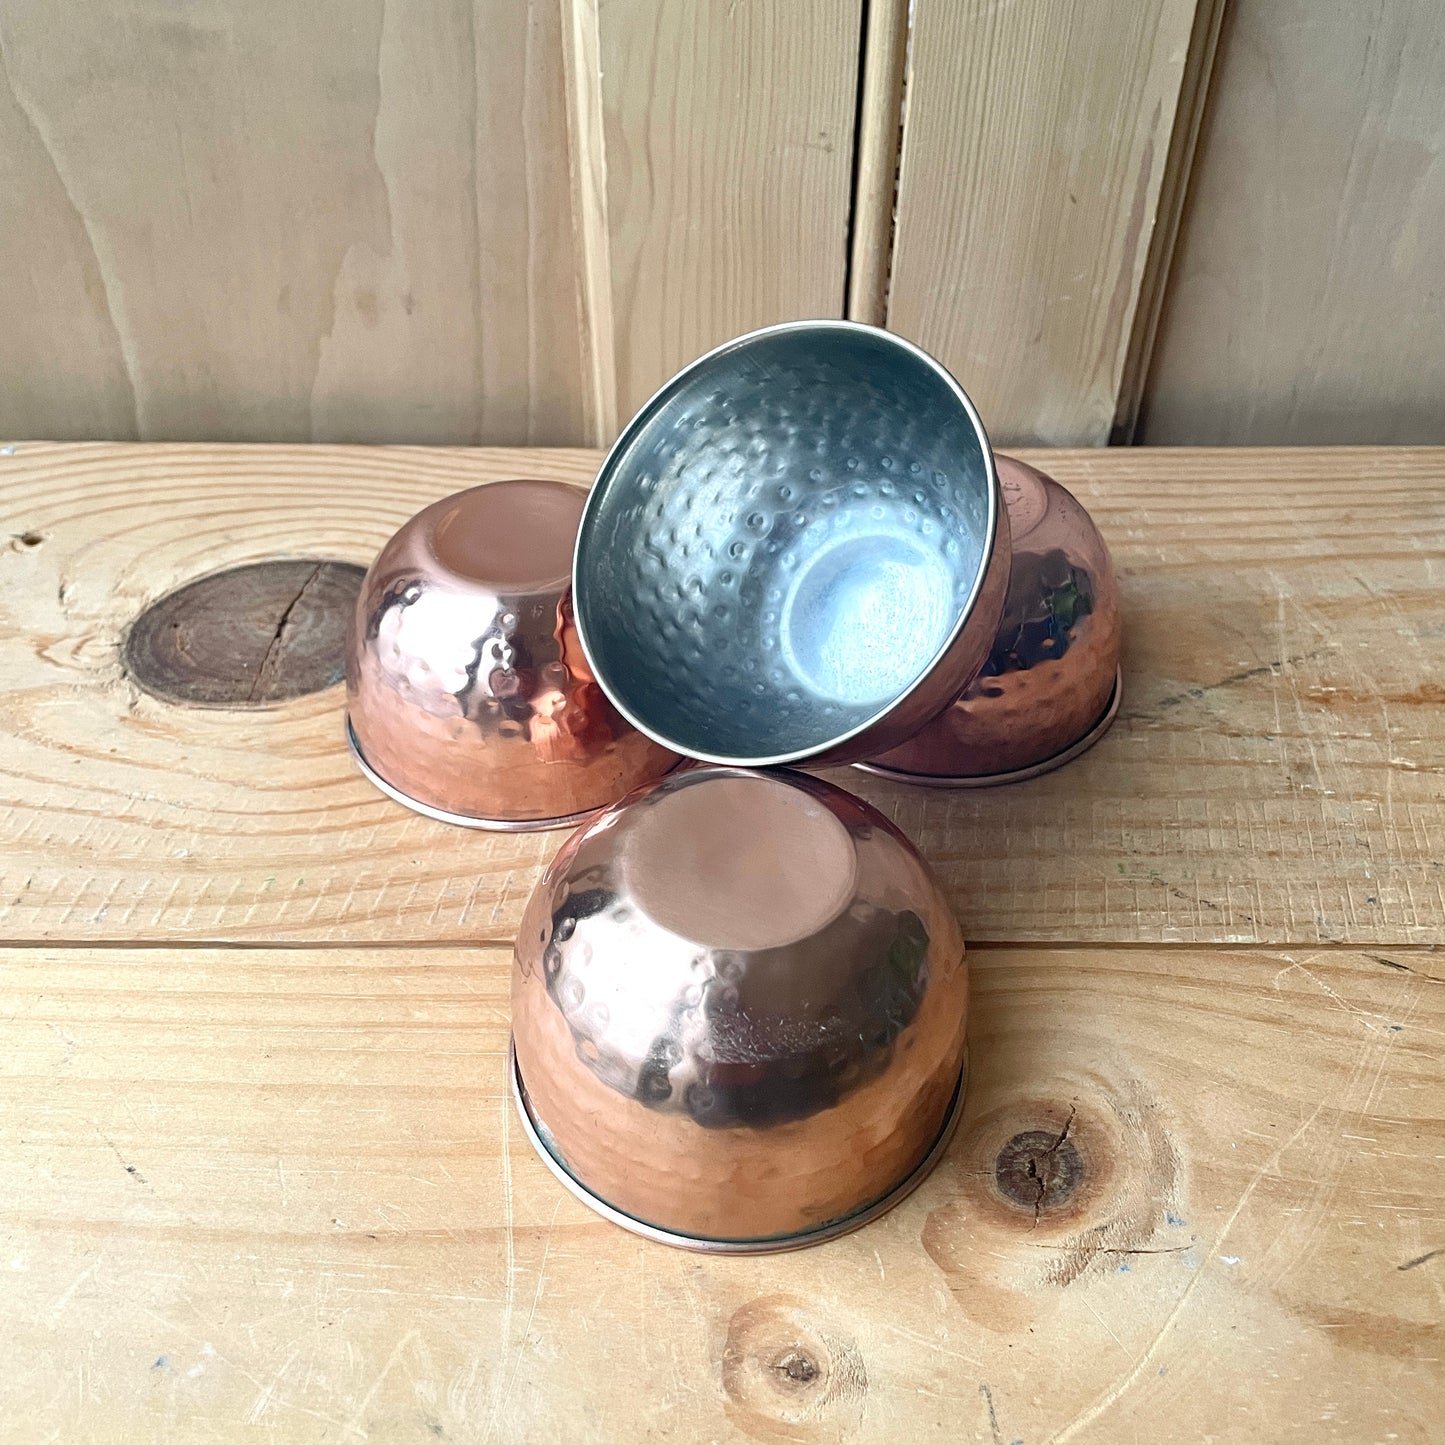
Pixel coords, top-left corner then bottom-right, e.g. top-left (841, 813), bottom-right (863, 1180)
top-left (1, 444), bottom-right (1440, 945)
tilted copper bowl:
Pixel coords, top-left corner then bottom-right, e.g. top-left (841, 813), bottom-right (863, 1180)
top-left (858, 456), bottom-right (1121, 785)
top-left (346, 479), bottom-right (680, 830)
top-left (573, 321), bottom-right (1010, 768)
top-left (510, 765), bottom-right (968, 1251)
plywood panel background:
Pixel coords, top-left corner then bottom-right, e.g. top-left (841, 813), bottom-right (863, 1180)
top-left (0, 0), bottom-right (861, 448)
top-left (2, 0), bottom-right (1439, 450)
top-left (579, 0), bottom-right (862, 434)
top-left (883, 0), bottom-right (1203, 447)
top-left (0, 0), bottom-right (590, 445)
top-left (1140, 0), bottom-right (1445, 445)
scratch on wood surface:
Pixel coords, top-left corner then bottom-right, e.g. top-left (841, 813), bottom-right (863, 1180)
top-left (878, 1321), bottom-right (982, 1368)
top-left (488, 870), bottom-right (516, 927)
top-left (1253, 994), bottom-right (1412, 1292)
top-left (980, 1382), bottom-right (1003, 1445)
top-left (1398, 1248), bottom-right (1444, 1272)
top-left (142, 1308), bottom-right (354, 1427)
top-left (49, 1259), bottom-right (99, 1318)
top-left (96, 1131), bottom-right (147, 1185)
top-left (1078, 1293), bottom-right (1126, 1352)
top-left (1271, 957), bottom-right (1390, 1033)
top-left (247, 1347), bottom-right (299, 1424)
top-left (483, 1196), bottom-right (563, 1445)
top-left (342, 1329), bottom-right (419, 1439)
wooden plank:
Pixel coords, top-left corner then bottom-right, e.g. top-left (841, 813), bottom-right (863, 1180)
top-left (1, 443), bottom-right (1442, 947)
top-left (0, 940), bottom-right (1438, 1440)
top-left (887, 0), bottom-right (1202, 446)
top-left (0, 0), bottom-right (587, 445)
top-left (845, 0), bottom-right (910, 327)
top-left (1141, 0), bottom-right (1445, 445)
top-left (581, 0), bottom-right (862, 428)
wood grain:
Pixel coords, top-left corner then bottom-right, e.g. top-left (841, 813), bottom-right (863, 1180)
top-left (1, 940), bottom-right (1438, 1440)
top-left (123, 560), bottom-right (364, 707)
top-left (1, 443), bottom-right (1442, 947)
top-left (887, 0), bottom-right (1203, 446)
top-left (0, 1), bottom-right (869, 449)
top-left (2, 441), bottom-right (1440, 1439)
top-left (0, 0), bottom-right (587, 445)
top-left (583, 0), bottom-right (863, 427)
top-left (1141, 0), bottom-right (1445, 445)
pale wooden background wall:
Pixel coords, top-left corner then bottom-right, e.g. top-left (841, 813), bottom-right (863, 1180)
top-left (0, 0), bottom-right (1439, 448)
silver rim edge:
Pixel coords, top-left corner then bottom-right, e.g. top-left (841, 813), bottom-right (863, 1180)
top-left (853, 668), bottom-right (1122, 789)
top-left (508, 1039), bottom-right (969, 1254)
top-left (347, 715), bottom-right (608, 834)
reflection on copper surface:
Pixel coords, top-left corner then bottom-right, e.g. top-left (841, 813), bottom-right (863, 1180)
top-left (512, 767), bottom-right (968, 1246)
top-left (346, 480), bottom-right (679, 829)
top-left (860, 456), bottom-right (1121, 784)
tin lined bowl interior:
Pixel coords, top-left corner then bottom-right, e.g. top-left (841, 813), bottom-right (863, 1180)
top-left (574, 324), bottom-right (996, 764)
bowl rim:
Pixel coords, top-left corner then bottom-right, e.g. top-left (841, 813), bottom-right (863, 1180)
top-left (345, 714), bottom-right (633, 832)
top-left (572, 319), bottom-right (1001, 768)
top-left (509, 1037), bottom-right (969, 1253)
top-left (852, 666), bottom-right (1123, 788)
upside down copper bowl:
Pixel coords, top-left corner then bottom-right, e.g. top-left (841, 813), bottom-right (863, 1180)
top-left (860, 455), bottom-right (1122, 785)
top-left (346, 480), bottom-right (680, 830)
top-left (510, 765), bottom-right (969, 1251)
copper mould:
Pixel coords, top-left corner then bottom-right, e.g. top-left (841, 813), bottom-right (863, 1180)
top-left (572, 321), bottom-right (1011, 768)
top-left (858, 456), bottom-right (1121, 786)
top-left (510, 766), bottom-right (968, 1251)
top-left (346, 480), bottom-right (680, 831)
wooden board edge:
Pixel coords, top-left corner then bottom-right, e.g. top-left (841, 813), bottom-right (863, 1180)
top-left (846, 0), bottom-right (911, 325)
top-left (1111, 0), bottom-right (1228, 444)
top-left (559, 0), bottom-right (619, 446)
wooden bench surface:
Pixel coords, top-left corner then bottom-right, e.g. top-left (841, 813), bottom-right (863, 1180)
top-left (1, 443), bottom-right (1441, 1441)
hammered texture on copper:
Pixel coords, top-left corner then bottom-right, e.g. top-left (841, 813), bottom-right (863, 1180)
top-left (347, 480), bottom-right (678, 826)
top-left (511, 767), bottom-right (968, 1242)
top-left (867, 456), bottom-right (1121, 780)
top-left (576, 325), bottom-right (1004, 764)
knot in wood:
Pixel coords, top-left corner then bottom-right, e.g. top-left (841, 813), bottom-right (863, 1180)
top-left (994, 1125), bottom-right (1083, 1216)
top-left (721, 1295), bottom-right (867, 1433)
top-left (124, 560), bottom-right (365, 707)
top-left (772, 1349), bottom-right (820, 1386)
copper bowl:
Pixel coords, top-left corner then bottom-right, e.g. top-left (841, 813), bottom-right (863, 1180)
top-left (573, 321), bottom-right (1010, 768)
top-left (510, 765), bottom-right (968, 1251)
top-left (346, 480), bottom-right (680, 830)
top-left (858, 456), bottom-right (1121, 785)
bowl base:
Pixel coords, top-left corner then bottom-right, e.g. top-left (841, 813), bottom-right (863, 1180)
top-left (509, 1040), bottom-right (968, 1254)
top-left (347, 715), bottom-right (613, 833)
top-left (853, 667), bottom-right (1122, 789)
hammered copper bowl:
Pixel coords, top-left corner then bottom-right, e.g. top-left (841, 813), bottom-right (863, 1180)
top-left (859, 456), bottom-right (1121, 785)
top-left (573, 321), bottom-right (1010, 768)
top-left (510, 765), bottom-right (968, 1251)
top-left (346, 479), bottom-right (680, 830)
